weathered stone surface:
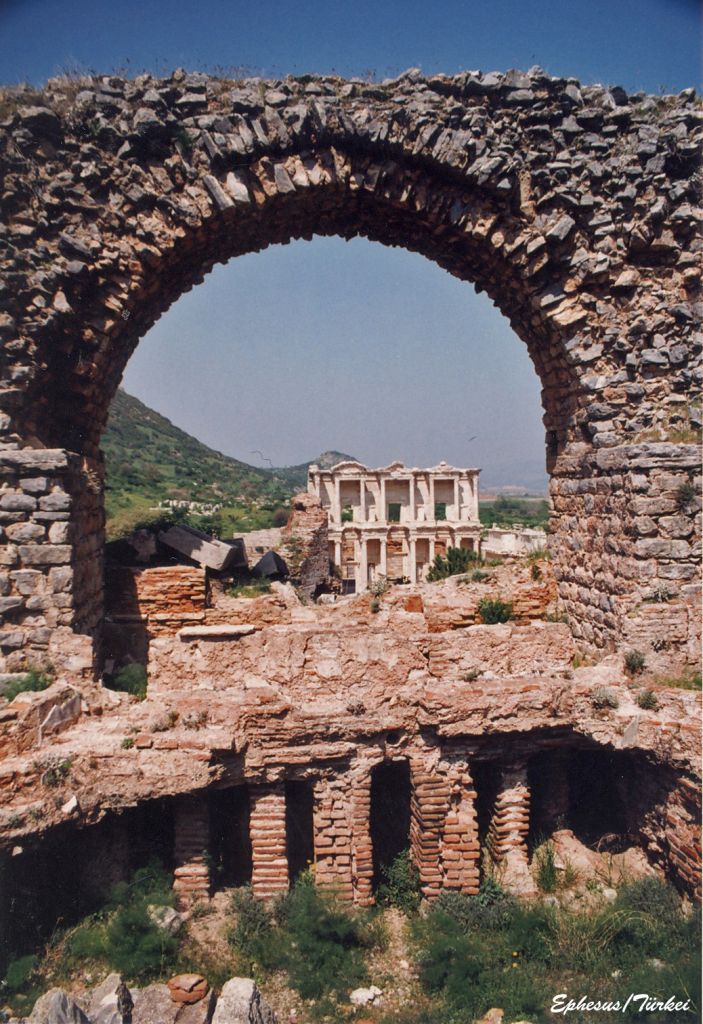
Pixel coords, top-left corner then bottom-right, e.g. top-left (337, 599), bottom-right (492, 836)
top-left (211, 978), bottom-right (277, 1024)
top-left (27, 987), bottom-right (91, 1023)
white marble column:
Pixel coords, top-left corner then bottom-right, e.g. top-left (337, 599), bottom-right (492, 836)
top-left (409, 537), bottom-right (417, 582)
top-left (408, 477), bottom-right (415, 523)
top-left (334, 539), bottom-right (342, 567)
top-left (359, 538), bottom-right (368, 591)
top-left (380, 536), bottom-right (387, 577)
top-left (429, 475), bottom-right (435, 521)
top-left (333, 477), bottom-right (342, 524)
top-left (453, 477), bottom-right (460, 520)
top-left (380, 477), bottom-right (387, 522)
top-left (359, 479), bottom-right (366, 523)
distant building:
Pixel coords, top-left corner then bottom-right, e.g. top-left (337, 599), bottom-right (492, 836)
top-left (308, 460), bottom-right (481, 592)
top-left (482, 526), bottom-right (547, 559)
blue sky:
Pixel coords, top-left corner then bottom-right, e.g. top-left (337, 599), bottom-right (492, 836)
top-left (1, 1), bottom-right (699, 488)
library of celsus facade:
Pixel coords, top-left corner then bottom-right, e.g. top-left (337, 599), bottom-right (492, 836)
top-left (308, 461), bottom-right (482, 591)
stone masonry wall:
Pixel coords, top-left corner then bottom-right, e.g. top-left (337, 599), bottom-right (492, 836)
top-left (0, 69), bottom-right (699, 660)
top-left (281, 493), bottom-right (329, 599)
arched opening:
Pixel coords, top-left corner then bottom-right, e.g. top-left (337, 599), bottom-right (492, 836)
top-left (0, 69), bottom-right (697, 672)
top-left (370, 759), bottom-right (412, 891)
top-left (209, 785), bottom-right (253, 889)
top-left (285, 780), bottom-right (315, 883)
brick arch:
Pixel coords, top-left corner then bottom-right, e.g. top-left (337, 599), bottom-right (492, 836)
top-left (0, 68), bottom-right (699, 664)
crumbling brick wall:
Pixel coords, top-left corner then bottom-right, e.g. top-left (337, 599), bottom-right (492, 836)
top-left (281, 493), bottom-right (329, 599)
top-left (104, 565), bottom-right (206, 635)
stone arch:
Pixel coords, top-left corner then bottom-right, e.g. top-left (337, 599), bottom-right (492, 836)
top-left (0, 68), bottom-right (699, 666)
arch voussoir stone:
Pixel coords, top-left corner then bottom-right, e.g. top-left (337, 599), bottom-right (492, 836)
top-left (0, 67), bottom-right (700, 667)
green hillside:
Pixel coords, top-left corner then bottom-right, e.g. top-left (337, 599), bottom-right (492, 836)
top-left (102, 389), bottom-right (354, 539)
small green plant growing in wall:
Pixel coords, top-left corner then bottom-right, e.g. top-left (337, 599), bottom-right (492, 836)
top-left (636, 689), bottom-right (659, 711)
top-left (591, 687), bottom-right (619, 710)
top-left (108, 663), bottom-right (148, 700)
top-left (40, 757), bottom-right (72, 787)
top-left (624, 649), bottom-right (646, 675)
top-left (2, 666), bottom-right (53, 703)
top-left (676, 480), bottom-right (696, 510)
top-left (477, 597), bottom-right (513, 624)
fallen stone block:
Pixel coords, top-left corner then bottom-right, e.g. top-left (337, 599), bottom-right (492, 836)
top-left (159, 525), bottom-right (246, 572)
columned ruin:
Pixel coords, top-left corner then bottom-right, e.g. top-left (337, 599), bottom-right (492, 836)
top-left (309, 460), bottom-right (482, 590)
top-left (486, 763), bottom-right (536, 896)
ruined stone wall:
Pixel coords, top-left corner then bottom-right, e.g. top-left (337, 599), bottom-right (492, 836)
top-left (280, 493), bottom-right (329, 598)
top-left (0, 449), bottom-right (103, 672)
top-left (0, 69), bottom-right (699, 660)
top-left (104, 564), bottom-right (206, 635)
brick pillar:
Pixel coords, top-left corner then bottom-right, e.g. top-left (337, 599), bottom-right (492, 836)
top-left (173, 795), bottom-right (210, 908)
top-left (313, 776), bottom-right (354, 902)
top-left (442, 763), bottom-right (480, 894)
top-left (250, 783), bottom-right (288, 899)
top-left (487, 763), bottom-right (536, 896)
top-left (410, 758), bottom-right (451, 900)
top-left (350, 771), bottom-right (374, 906)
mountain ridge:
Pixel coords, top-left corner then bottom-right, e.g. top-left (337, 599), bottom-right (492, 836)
top-left (103, 389), bottom-right (355, 525)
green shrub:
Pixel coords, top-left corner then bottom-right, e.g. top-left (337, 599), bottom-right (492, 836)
top-left (41, 757), bottom-right (72, 787)
top-left (227, 578), bottom-right (272, 598)
top-left (434, 881), bottom-right (518, 932)
top-left (676, 480), bottom-right (696, 510)
top-left (109, 663), bottom-right (148, 700)
top-left (377, 849), bottom-right (422, 914)
top-left (104, 902), bottom-right (178, 980)
top-left (369, 574), bottom-right (389, 597)
top-left (591, 686), bottom-right (619, 709)
top-left (228, 886), bottom-right (280, 972)
top-left (229, 874), bottom-right (379, 1001)
top-left (427, 546), bottom-right (478, 582)
top-left (370, 597), bottom-right (381, 613)
top-left (470, 569), bottom-right (488, 582)
top-left (624, 649), bottom-right (646, 675)
top-left (416, 912), bottom-right (485, 1003)
top-left (64, 861), bottom-right (178, 982)
top-left (530, 562), bottom-right (542, 581)
top-left (2, 954), bottom-right (37, 992)
top-left (477, 597), bottom-right (513, 624)
top-left (534, 841), bottom-right (558, 893)
top-left (3, 667), bottom-right (52, 703)
top-left (635, 688), bottom-right (659, 710)
top-left (279, 873), bottom-right (372, 1000)
top-left (0, 955), bottom-right (43, 1018)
